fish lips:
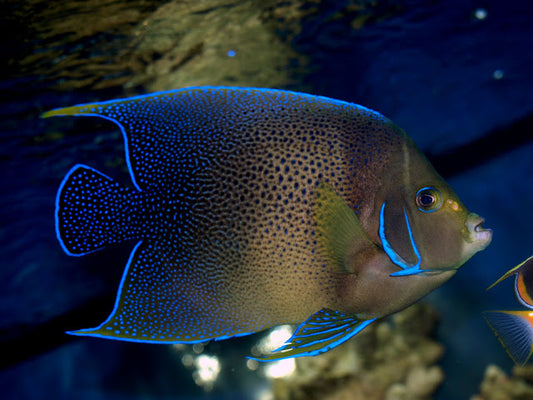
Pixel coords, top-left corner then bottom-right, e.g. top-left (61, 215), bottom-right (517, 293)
top-left (463, 213), bottom-right (493, 251)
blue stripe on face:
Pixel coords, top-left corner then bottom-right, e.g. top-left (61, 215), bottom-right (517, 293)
top-left (378, 202), bottom-right (429, 277)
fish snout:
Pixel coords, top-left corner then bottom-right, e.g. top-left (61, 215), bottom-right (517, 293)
top-left (463, 213), bottom-right (493, 249)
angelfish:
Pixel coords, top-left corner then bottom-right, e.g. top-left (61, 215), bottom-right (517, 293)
top-left (43, 87), bottom-right (492, 360)
top-left (484, 255), bottom-right (533, 365)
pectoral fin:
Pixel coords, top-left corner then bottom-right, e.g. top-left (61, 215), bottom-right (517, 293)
top-left (314, 183), bottom-right (376, 273)
top-left (251, 308), bottom-right (376, 361)
top-left (483, 310), bottom-right (533, 365)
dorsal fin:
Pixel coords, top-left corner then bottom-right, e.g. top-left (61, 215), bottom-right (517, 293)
top-left (42, 89), bottom-right (223, 192)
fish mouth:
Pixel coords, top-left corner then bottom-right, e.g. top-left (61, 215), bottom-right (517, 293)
top-left (464, 213), bottom-right (493, 250)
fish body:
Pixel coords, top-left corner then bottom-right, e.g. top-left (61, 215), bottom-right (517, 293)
top-left (44, 87), bottom-right (492, 359)
top-left (485, 255), bottom-right (533, 365)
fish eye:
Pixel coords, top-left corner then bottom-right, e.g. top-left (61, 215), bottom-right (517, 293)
top-left (415, 187), bottom-right (442, 213)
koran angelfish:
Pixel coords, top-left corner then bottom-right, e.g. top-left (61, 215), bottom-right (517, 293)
top-left (43, 87), bottom-right (492, 360)
top-left (484, 255), bottom-right (533, 365)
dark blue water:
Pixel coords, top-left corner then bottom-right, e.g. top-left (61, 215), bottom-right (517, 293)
top-left (1, 1), bottom-right (532, 399)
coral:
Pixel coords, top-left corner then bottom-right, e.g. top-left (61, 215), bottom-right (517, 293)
top-left (472, 364), bottom-right (533, 400)
top-left (271, 303), bottom-right (445, 400)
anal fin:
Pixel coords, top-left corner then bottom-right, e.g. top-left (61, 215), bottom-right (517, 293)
top-left (68, 240), bottom-right (255, 344)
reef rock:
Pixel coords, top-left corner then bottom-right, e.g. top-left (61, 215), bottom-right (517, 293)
top-left (271, 303), bottom-right (445, 400)
top-left (8, 0), bottom-right (311, 91)
top-left (472, 364), bottom-right (533, 400)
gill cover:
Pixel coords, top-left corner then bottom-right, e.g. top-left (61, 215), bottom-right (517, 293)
top-left (378, 190), bottom-right (432, 277)
top-left (378, 184), bottom-right (450, 276)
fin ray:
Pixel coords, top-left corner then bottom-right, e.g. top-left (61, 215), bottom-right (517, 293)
top-left (483, 310), bottom-right (533, 365)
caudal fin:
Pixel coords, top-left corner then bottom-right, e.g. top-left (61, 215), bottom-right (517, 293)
top-left (56, 164), bottom-right (131, 256)
top-left (483, 310), bottom-right (533, 365)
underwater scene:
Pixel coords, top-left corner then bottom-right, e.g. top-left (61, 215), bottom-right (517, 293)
top-left (1, 0), bottom-right (533, 399)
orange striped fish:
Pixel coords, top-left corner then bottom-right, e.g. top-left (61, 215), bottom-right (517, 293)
top-left (484, 255), bottom-right (533, 365)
